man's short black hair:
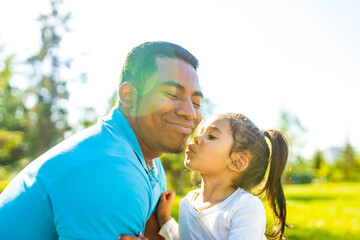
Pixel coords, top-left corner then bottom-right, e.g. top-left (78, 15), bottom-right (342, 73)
top-left (119, 41), bottom-right (199, 97)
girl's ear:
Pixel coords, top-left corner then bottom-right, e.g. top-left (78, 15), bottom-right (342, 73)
top-left (228, 152), bottom-right (249, 173)
top-left (119, 82), bottom-right (137, 108)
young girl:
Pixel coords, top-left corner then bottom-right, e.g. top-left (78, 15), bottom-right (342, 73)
top-left (156, 113), bottom-right (289, 240)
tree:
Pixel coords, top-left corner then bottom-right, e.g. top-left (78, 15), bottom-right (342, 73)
top-left (313, 150), bottom-right (324, 170)
top-left (278, 109), bottom-right (307, 158)
top-left (0, 53), bottom-right (26, 132)
top-left (0, 48), bottom-right (27, 165)
top-left (312, 150), bottom-right (329, 181)
top-left (277, 109), bottom-right (311, 183)
top-left (331, 141), bottom-right (360, 181)
top-left (25, 0), bottom-right (72, 158)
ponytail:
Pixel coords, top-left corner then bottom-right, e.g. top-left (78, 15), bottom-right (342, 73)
top-left (222, 113), bottom-right (290, 239)
top-left (260, 130), bottom-right (289, 239)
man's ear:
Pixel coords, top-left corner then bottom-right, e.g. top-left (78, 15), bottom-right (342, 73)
top-left (119, 82), bottom-right (137, 108)
top-left (228, 152), bottom-right (249, 173)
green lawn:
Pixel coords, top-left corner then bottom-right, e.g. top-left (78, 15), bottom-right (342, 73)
top-left (170, 182), bottom-right (360, 239)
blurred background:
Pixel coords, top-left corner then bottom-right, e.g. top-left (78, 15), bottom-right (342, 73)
top-left (0, 0), bottom-right (359, 239)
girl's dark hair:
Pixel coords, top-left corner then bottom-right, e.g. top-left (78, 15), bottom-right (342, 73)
top-left (222, 113), bottom-right (289, 240)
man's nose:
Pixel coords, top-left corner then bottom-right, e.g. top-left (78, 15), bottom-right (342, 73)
top-left (176, 97), bottom-right (197, 121)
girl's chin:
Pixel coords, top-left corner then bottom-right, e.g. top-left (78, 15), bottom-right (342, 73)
top-left (184, 160), bottom-right (194, 170)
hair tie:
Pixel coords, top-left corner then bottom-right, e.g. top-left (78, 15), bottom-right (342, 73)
top-left (264, 133), bottom-right (272, 160)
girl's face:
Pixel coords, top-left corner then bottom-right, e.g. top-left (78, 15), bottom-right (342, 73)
top-left (185, 115), bottom-right (234, 176)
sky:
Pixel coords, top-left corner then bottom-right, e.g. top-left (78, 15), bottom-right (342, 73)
top-left (0, 0), bottom-right (359, 158)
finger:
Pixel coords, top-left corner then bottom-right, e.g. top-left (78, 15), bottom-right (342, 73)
top-left (138, 232), bottom-right (148, 240)
top-left (159, 192), bottom-right (166, 203)
top-left (165, 190), bottom-right (175, 199)
top-left (169, 190), bottom-right (175, 198)
top-left (166, 191), bottom-right (175, 202)
top-left (165, 189), bottom-right (175, 195)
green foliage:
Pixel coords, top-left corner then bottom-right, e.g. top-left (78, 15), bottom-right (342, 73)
top-left (25, 0), bottom-right (73, 158)
top-left (293, 169), bottom-right (314, 184)
top-left (75, 106), bottom-right (98, 130)
top-left (333, 142), bottom-right (360, 181)
top-left (278, 110), bottom-right (307, 155)
top-left (160, 151), bottom-right (193, 195)
top-left (0, 0), bottom-right (80, 168)
top-left (0, 48), bottom-right (28, 165)
top-left (285, 141), bottom-right (360, 184)
top-left (0, 54), bottom-right (26, 132)
top-left (277, 110), bottom-right (309, 183)
top-left (322, 142), bottom-right (360, 182)
top-left (0, 130), bottom-right (23, 161)
top-left (312, 150), bottom-right (325, 170)
top-left (284, 159), bottom-right (315, 184)
top-left (311, 150), bottom-right (329, 180)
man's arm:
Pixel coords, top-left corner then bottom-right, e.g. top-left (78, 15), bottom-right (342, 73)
top-left (144, 212), bottom-right (165, 240)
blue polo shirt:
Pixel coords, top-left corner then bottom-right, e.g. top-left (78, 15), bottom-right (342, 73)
top-left (0, 108), bottom-right (166, 240)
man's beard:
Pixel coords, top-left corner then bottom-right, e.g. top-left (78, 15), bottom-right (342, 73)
top-left (157, 134), bottom-right (188, 154)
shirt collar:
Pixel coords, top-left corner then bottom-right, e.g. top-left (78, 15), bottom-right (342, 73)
top-left (100, 107), bottom-right (145, 164)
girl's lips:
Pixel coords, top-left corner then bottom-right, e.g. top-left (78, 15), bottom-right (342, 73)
top-left (186, 145), bottom-right (195, 154)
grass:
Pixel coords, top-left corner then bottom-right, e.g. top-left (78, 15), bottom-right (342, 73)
top-left (282, 182), bottom-right (360, 239)
top-left (170, 182), bottom-right (360, 239)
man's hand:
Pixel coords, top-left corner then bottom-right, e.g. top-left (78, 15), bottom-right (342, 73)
top-left (156, 190), bottom-right (175, 227)
top-left (118, 232), bottom-right (148, 240)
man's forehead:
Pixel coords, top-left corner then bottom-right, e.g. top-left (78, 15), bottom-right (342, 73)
top-left (155, 57), bottom-right (201, 93)
top-left (155, 56), bottom-right (182, 66)
top-left (155, 57), bottom-right (195, 74)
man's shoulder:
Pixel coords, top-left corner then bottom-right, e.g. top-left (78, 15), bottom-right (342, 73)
top-left (44, 120), bottom-right (134, 161)
top-left (18, 121), bottom-right (140, 188)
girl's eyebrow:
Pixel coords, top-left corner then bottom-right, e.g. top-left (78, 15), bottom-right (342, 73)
top-left (207, 125), bottom-right (223, 135)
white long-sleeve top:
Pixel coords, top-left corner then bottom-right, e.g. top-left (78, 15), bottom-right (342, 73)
top-left (159, 188), bottom-right (266, 240)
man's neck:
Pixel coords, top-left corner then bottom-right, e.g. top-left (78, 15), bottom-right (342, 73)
top-left (137, 136), bottom-right (163, 168)
top-left (122, 112), bottom-right (162, 168)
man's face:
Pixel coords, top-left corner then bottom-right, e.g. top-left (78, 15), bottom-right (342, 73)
top-left (132, 57), bottom-right (203, 154)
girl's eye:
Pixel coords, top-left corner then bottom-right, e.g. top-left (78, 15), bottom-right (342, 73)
top-left (208, 134), bottom-right (216, 140)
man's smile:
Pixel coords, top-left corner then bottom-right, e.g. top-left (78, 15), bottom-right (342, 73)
top-left (166, 121), bottom-right (195, 135)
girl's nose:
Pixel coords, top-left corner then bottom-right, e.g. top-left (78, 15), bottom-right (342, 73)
top-left (193, 135), bottom-right (201, 144)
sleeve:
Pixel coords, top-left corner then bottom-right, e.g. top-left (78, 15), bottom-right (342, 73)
top-left (227, 196), bottom-right (266, 240)
top-left (158, 218), bottom-right (180, 240)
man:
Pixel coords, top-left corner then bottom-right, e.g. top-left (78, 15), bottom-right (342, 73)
top-left (0, 42), bottom-right (203, 239)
